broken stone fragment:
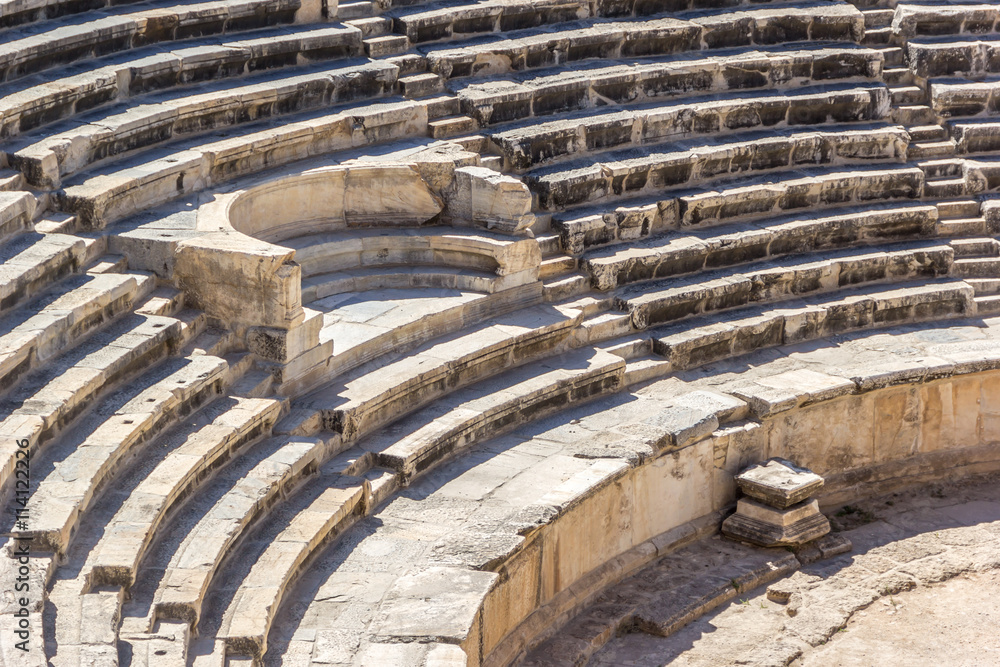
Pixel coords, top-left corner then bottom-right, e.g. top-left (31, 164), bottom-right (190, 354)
top-left (735, 457), bottom-right (824, 509)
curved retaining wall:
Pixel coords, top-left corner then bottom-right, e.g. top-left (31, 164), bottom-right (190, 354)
top-left (458, 356), bottom-right (1000, 666)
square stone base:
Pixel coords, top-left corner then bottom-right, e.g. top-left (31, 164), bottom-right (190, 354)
top-left (722, 497), bottom-right (830, 547)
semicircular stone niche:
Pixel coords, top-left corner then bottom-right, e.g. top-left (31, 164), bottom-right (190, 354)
top-left (3, 0), bottom-right (1000, 663)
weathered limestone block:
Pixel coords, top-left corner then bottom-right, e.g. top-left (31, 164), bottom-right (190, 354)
top-left (950, 120), bottom-right (1000, 154)
top-left (892, 4), bottom-right (999, 41)
top-left (0, 190), bottom-right (36, 242)
top-left (722, 497), bottom-right (831, 546)
top-left (448, 166), bottom-right (534, 233)
top-left (930, 78), bottom-right (1000, 117)
top-left (174, 233), bottom-right (302, 330)
top-left (907, 37), bottom-right (1000, 78)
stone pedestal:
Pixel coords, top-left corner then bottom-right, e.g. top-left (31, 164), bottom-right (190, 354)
top-left (722, 458), bottom-right (831, 548)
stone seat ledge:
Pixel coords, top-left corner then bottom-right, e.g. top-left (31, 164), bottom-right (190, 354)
top-left (83, 395), bottom-right (285, 590)
top-left (0, 24), bottom-right (365, 139)
top-left (488, 83), bottom-right (891, 172)
top-left (12, 352), bottom-right (230, 553)
top-left (152, 434), bottom-right (331, 628)
top-left (891, 3), bottom-right (1000, 42)
top-left (0, 189), bottom-right (36, 244)
top-left (299, 303), bottom-right (584, 443)
top-left (453, 45), bottom-right (884, 126)
top-left (582, 203), bottom-right (941, 291)
top-left (650, 278), bottom-right (976, 371)
top-left (0, 271), bottom-right (154, 395)
top-left (8, 59), bottom-right (401, 188)
top-left (0, 312), bottom-right (184, 494)
top-left (301, 265), bottom-right (522, 300)
top-left (950, 119), bottom-right (1000, 155)
top-left (526, 123), bottom-right (907, 210)
top-left (930, 77), bottom-right (1000, 118)
top-left (0, 231), bottom-right (90, 315)
top-left (0, 0), bottom-right (307, 83)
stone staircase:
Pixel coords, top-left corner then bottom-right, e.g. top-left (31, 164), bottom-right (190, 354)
top-left (2, 0), bottom-right (1000, 664)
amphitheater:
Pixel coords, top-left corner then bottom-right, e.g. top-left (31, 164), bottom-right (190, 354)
top-left (2, 0), bottom-right (1000, 662)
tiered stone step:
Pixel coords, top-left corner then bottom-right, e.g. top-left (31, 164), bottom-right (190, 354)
top-left (423, 4), bottom-right (864, 80)
top-left (0, 270), bottom-right (155, 392)
top-left (392, 0), bottom-right (860, 47)
top-left (0, 24), bottom-right (365, 138)
top-left (83, 395), bottom-right (285, 589)
top-left (10, 351), bottom-right (233, 552)
top-left (930, 77), bottom-right (1000, 120)
top-left (0, 0), bottom-right (302, 83)
top-left (551, 163), bottom-right (925, 254)
top-left (453, 44), bottom-right (884, 126)
top-left (296, 303), bottom-right (583, 442)
top-left (147, 433), bottom-right (330, 629)
top-left (8, 59), bottom-right (400, 188)
top-left (582, 203), bottom-right (940, 290)
top-left (616, 240), bottom-right (955, 330)
top-left (488, 84), bottom-right (892, 172)
top-left (526, 124), bottom-right (907, 210)
top-left (0, 231), bottom-right (92, 314)
top-left (55, 96), bottom-right (434, 227)
top-left (650, 279), bottom-right (976, 370)
top-left (0, 310), bottom-right (187, 490)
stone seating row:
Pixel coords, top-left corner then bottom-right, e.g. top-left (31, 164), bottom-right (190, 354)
top-left (0, 0), bottom-right (302, 83)
top-left (422, 3), bottom-right (863, 78)
top-left (617, 241), bottom-right (954, 330)
top-left (454, 45), bottom-right (884, 126)
top-left (652, 278), bottom-right (975, 370)
top-left (891, 4), bottom-right (1000, 42)
top-left (0, 308), bottom-right (187, 497)
top-left (949, 119), bottom-right (1000, 154)
top-left (489, 84), bottom-right (891, 172)
top-left (0, 230), bottom-right (93, 314)
top-left (0, 270), bottom-right (154, 395)
top-left (14, 350), bottom-right (235, 553)
top-left (9, 59), bottom-right (398, 188)
top-left (906, 35), bottom-right (1000, 79)
top-left (57, 97), bottom-right (431, 228)
top-left (552, 163), bottom-right (925, 254)
top-left (582, 202), bottom-right (940, 291)
top-left (392, 0), bottom-right (859, 46)
top-left (526, 123), bottom-right (908, 210)
top-left (0, 24), bottom-right (364, 138)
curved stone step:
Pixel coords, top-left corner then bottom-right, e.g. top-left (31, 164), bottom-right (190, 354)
top-left (617, 241), bottom-right (954, 330)
top-left (0, 270), bottom-right (154, 394)
top-left (9, 352), bottom-right (230, 552)
top-left (651, 278), bottom-right (976, 371)
top-left (303, 265), bottom-right (511, 300)
top-left (0, 311), bottom-right (183, 491)
top-left (0, 0), bottom-right (302, 84)
top-left (9, 59), bottom-right (399, 187)
top-left (83, 395), bottom-right (284, 589)
top-left (527, 123), bottom-right (907, 210)
top-left (582, 203), bottom-right (940, 290)
top-left (0, 231), bottom-right (91, 314)
top-left (0, 23), bottom-right (364, 138)
top-left (296, 303), bottom-right (583, 442)
top-left (453, 44), bottom-right (883, 126)
top-left (488, 83), bottom-right (891, 172)
top-left (56, 96), bottom-right (431, 228)
top-left (152, 433), bottom-right (330, 626)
